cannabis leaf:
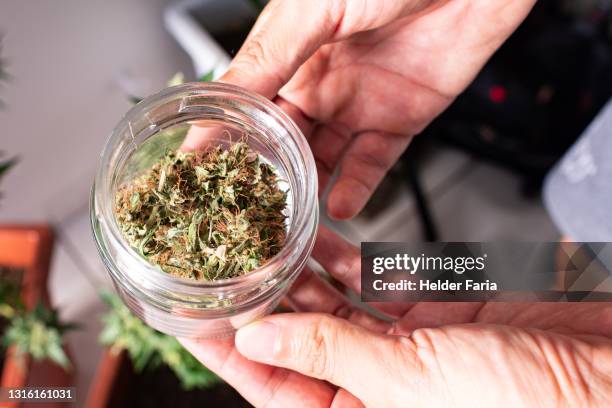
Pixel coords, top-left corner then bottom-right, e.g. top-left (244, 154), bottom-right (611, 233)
top-left (2, 304), bottom-right (73, 370)
top-left (0, 267), bottom-right (73, 370)
top-left (99, 290), bottom-right (220, 390)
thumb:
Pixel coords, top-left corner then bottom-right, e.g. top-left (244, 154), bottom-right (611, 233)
top-left (234, 313), bottom-right (417, 407)
top-left (219, 0), bottom-right (432, 99)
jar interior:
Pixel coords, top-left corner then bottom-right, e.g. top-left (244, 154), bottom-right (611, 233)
top-left (111, 110), bottom-right (299, 277)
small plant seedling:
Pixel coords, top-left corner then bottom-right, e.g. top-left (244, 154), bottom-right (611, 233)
top-left (0, 267), bottom-right (73, 370)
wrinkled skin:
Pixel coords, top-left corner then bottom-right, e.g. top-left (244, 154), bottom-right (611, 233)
top-left (181, 1), bottom-right (612, 407)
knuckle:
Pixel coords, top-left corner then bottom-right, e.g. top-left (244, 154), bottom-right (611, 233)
top-left (350, 149), bottom-right (388, 172)
top-left (295, 317), bottom-right (338, 379)
top-left (337, 255), bottom-right (359, 280)
top-left (410, 328), bottom-right (438, 357)
top-left (406, 328), bottom-right (448, 377)
top-left (232, 33), bottom-right (287, 87)
top-left (325, 0), bottom-right (347, 27)
top-left (343, 173), bottom-right (376, 194)
top-left (240, 35), bottom-right (268, 70)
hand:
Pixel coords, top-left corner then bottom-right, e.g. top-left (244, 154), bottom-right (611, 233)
top-left (183, 0), bottom-right (536, 219)
top-left (182, 227), bottom-right (612, 407)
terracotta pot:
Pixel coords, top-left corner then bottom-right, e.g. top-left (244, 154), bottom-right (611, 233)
top-left (85, 349), bottom-right (124, 408)
top-left (0, 225), bottom-right (73, 408)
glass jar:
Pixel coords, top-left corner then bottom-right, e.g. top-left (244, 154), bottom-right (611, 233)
top-left (91, 82), bottom-right (318, 338)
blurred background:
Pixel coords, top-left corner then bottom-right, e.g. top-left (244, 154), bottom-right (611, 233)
top-left (0, 0), bottom-right (611, 406)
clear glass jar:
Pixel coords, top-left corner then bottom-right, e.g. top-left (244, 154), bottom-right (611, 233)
top-left (91, 82), bottom-right (318, 338)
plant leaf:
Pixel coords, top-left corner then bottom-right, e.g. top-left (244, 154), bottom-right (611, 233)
top-left (2, 303), bottom-right (73, 371)
top-left (0, 156), bottom-right (17, 179)
top-left (198, 70), bottom-right (215, 82)
top-left (98, 291), bottom-right (221, 389)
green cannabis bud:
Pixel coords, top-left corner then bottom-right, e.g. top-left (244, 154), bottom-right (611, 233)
top-left (115, 141), bottom-right (288, 281)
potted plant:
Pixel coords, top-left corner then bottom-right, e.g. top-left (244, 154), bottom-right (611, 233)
top-left (86, 292), bottom-right (249, 407)
top-left (0, 225), bottom-right (73, 408)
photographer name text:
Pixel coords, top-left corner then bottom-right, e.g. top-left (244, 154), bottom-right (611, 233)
top-left (372, 279), bottom-right (498, 291)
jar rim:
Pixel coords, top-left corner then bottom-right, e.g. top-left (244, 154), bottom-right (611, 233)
top-left (92, 82), bottom-right (318, 293)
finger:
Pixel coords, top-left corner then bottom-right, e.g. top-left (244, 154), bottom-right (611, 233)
top-left (287, 267), bottom-right (391, 334)
top-left (183, 0), bottom-right (423, 153)
top-left (220, 0), bottom-right (432, 99)
top-left (179, 336), bottom-right (339, 407)
top-left (235, 320), bottom-right (612, 407)
top-left (180, 125), bottom-right (226, 153)
top-left (234, 313), bottom-right (415, 407)
top-left (286, 268), bottom-right (348, 313)
top-left (312, 226), bottom-right (361, 292)
top-left (309, 124), bottom-right (352, 196)
top-left (273, 96), bottom-right (315, 138)
top-left (181, 271), bottom-right (390, 405)
top-left (180, 93), bottom-right (313, 154)
top-left (332, 389), bottom-right (366, 408)
top-left (327, 131), bottom-right (411, 219)
top-left (313, 225), bottom-right (415, 317)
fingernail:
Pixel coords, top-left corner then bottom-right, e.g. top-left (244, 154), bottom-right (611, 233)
top-left (235, 321), bottom-right (279, 362)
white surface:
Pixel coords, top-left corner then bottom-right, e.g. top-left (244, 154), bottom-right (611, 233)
top-left (164, 0), bottom-right (231, 77)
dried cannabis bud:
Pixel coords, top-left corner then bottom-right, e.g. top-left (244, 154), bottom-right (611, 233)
top-left (115, 141), bottom-right (287, 281)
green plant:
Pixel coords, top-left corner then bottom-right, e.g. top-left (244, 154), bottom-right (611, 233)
top-left (198, 70), bottom-right (215, 82)
top-left (0, 268), bottom-right (72, 370)
top-left (99, 291), bottom-right (220, 390)
top-left (0, 153), bottom-right (17, 202)
top-left (0, 153), bottom-right (17, 179)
